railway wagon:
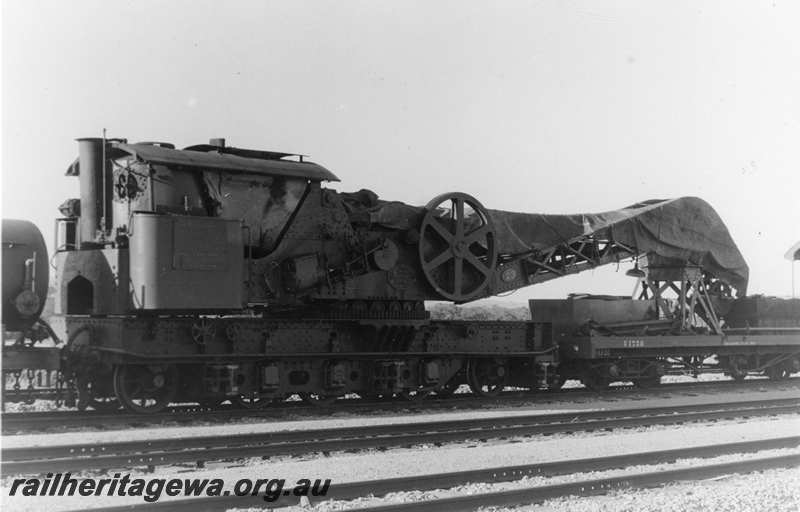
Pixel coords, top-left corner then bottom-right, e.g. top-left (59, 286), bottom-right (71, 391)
top-left (2, 136), bottom-right (798, 412)
top-left (532, 294), bottom-right (800, 390)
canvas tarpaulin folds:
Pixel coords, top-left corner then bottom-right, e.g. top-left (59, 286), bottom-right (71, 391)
top-left (358, 195), bottom-right (749, 293)
top-left (485, 197), bottom-right (748, 293)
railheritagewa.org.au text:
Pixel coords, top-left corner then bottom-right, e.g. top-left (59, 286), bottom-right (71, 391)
top-left (8, 473), bottom-right (331, 503)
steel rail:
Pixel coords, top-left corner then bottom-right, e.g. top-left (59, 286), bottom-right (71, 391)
top-left (350, 453), bottom-right (800, 512)
top-left (65, 436), bottom-right (800, 511)
top-left (6, 397), bottom-right (799, 461)
top-left (4, 398), bottom-right (799, 475)
top-left (4, 377), bottom-right (797, 434)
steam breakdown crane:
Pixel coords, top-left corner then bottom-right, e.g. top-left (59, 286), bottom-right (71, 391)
top-left (4, 136), bottom-right (794, 413)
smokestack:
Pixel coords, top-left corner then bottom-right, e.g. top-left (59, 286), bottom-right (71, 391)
top-left (76, 137), bottom-right (111, 245)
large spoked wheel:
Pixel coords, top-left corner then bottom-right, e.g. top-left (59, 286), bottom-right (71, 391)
top-left (113, 364), bottom-right (178, 414)
top-left (419, 192), bottom-right (497, 302)
top-left (467, 359), bottom-right (507, 397)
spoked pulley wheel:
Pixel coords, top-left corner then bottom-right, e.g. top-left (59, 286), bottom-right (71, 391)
top-left (419, 192), bottom-right (497, 302)
top-left (113, 364), bottom-right (178, 413)
top-left (467, 359), bottom-right (507, 397)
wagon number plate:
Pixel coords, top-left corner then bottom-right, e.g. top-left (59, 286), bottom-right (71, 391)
top-left (622, 339), bottom-right (645, 348)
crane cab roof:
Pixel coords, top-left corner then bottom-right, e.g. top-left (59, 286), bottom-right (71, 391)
top-left (67, 140), bottom-right (340, 182)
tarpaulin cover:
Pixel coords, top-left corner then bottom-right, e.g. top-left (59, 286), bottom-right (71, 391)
top-left (486, 197), bottom-right (749, 293)
top-left (356, 195), bottom-right (749, 293)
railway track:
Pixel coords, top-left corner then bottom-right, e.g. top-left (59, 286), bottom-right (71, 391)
top-left (4, 377), bottom-right (798, 434)
top-left (64, 436), bottom-right (800, 511)
top-left (4, 397), bottom-right (799, 476)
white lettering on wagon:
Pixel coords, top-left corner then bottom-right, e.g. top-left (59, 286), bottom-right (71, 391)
top-left (622, 339), bottom-right (644, 348)
top-left (722, 337), bottom-right (757, 345)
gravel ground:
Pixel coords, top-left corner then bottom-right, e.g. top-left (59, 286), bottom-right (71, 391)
top-left (283, 449), bottom-right (800, 512)
top-left (3, 380), bottom-right (797, 511)
top-left (503, 466), bottom-right (800, 512)
top-left (2, 415), bottom-right (798, 511)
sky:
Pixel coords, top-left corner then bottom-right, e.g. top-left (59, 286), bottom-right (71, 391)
top-left (2, 0), bottom-right (799, 303)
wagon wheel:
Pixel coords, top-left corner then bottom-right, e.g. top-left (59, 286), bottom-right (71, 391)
top-left (419, 192), bottom-right (497, 302)
top-left (90, 397), bottom-right (121, 411)
top-left (69, 328), bottom-right (120, 412)
top-left (729, 370), bottom-right (747, 382)
top-left (635, 376), bottom-right (661, 389)
top-left (359, 391), bottom-right (396, 401)
top-left (401, 386), bottom-right (434, 402)
top-left (77, 376), bottom-right (120, 412)
top-left (581, 371), bottom-right (610, 392)
top-left (233, 392), bottom-right (273, 409)
top-left (113, 364), bottom-right (178, 414)
top-left (467, 359), bottom-right (506, 397)
top-left (434, 376), bottom-right (463, 398)
top-left (727, 357), bottom-right (749, 382)
top-left (765, 365), bottom-right (790, 381)
top-left (88, 384), bottom-right (120, 412)
top-left (542, 375), bottom-right (567, 393)
top-left (299, 392), bottom-right (340, 407)
top-left (634, 365), bottom-right (662, 389)
top-left (198, 398), bottom-right (225, 410)
top-left (434, 384), bottom-right (458, 398)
